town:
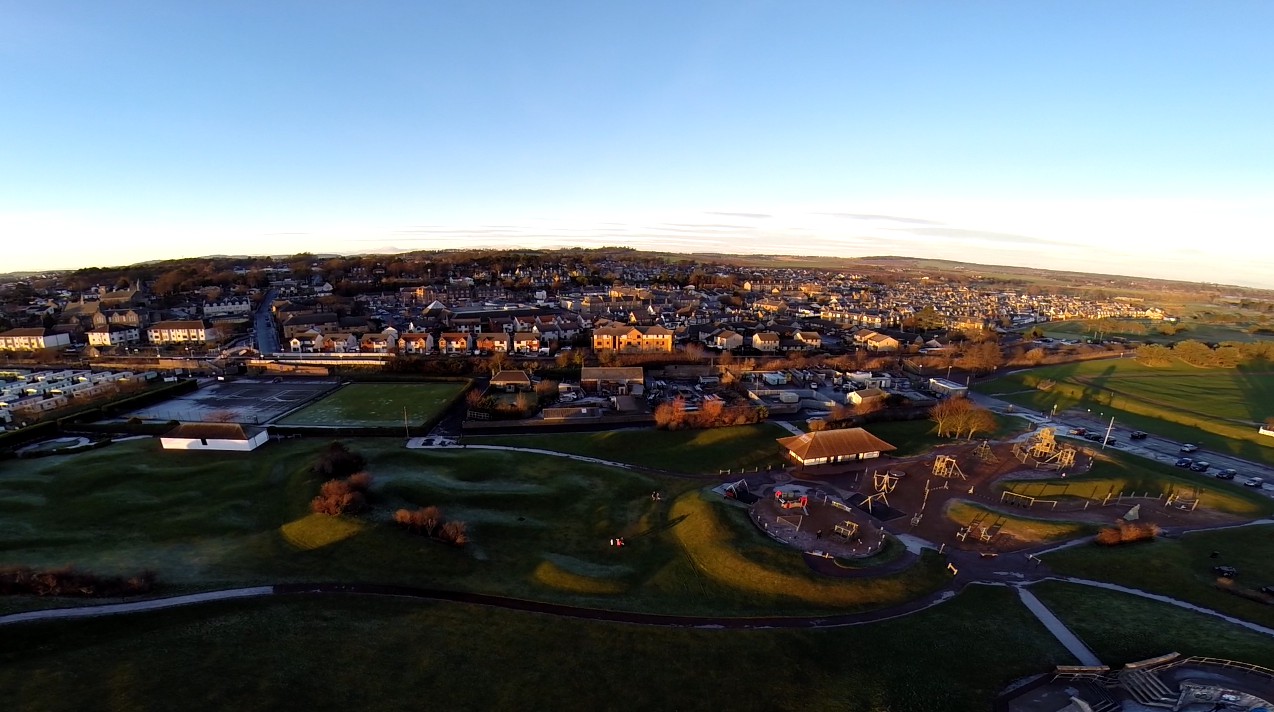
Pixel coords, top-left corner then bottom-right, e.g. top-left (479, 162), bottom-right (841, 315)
top-left (3, 248), bottom-right (1274, 711)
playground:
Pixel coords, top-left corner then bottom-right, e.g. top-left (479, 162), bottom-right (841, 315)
top-left (764, 426), bottom-right (1263, 557)
top-left (748, 482), bottom-right (888, 559)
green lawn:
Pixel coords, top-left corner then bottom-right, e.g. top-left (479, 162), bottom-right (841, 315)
top-left (998, 450), bottom-right (1274, 518)
top-left (0, 436), bottom-right (948, 617)
top-left (1044, 523), bottom-right (1274, 630)
top-left (1031, 580), bottom-right (1274, 669)
top-left (1037, 319), bottom-right (1274, 345)
top-left (945, 500), bottom-right (1096, 546)
top-left (975, 359), bottom-right (1274, 465)
top-left (276, 381), bottom-right (468, 427)
top-left (868, 413), bottom-right (1022, 457)
top-left (468, 423), bottom-right (792, 474)
top-left (0, 585), bottom-right (1074, 712)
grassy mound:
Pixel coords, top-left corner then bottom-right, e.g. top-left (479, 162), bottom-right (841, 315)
top-left (945, 500), bottom-right (1093, 546)
top-left (280, 513), bottom-right (366, 550)
top-left (531, 560), bottom-right (626, 595)
top-left (668, 491), bottom-right (949, 610)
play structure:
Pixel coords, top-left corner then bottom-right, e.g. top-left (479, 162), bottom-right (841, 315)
top-left (974, 439), bottom-right (998, 463)
top-left (774, 489), bottom-right (809, 512)
top-left (932, 455), bottom-right (966, 480)
top-left (1164, 485), bottom-right (1201, 512)
top-left (999, 490), bottom-right (1060, 510)
top-left (1009, 427), bottom-right (1079, 470)
top-left (832, 519), bottom-right (860, 540)
top-left (956, 509), bottom-right (1005, 543)
top-left (861, 470), bottom-right (900, 513)
top-left (722, 479), bottom-right (758, 503)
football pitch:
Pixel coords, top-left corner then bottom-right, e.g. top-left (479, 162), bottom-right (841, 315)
top-left (276, 382), bottom-right (468, 427)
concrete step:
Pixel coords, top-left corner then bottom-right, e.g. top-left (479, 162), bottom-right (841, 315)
top-left (1118, 669), bottom-right (1176, 708)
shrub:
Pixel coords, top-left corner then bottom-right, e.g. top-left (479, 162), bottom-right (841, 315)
top-left (1094, 519), bottom-right (1160, 546)
top-left (0, 566), bottom-right (156, 597)
top-left (393, 505), bottom-right (464, 546)
top-left (310, 478), bottom-right (368, 516)
top-left (311, 442), bottom-right (366, 479)
top-left (439, 520), bottom-right (468, 547)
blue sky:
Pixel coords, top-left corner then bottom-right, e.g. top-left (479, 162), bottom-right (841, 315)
top-left (2, 1), bottom-right (1272, 286)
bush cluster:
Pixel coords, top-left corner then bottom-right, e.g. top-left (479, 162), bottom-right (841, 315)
top-left (393, 506), bottom-right (468, 547)
top-left (1094, 519), bottom-right (1160, 546)
top-left (653, 397), bottom-right (765, 430)
top-left (0, 566), bottom-right (156, 597)
top-left (311, 471), bottom-right (374, 516)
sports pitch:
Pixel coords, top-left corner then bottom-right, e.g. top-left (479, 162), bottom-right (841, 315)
top-left (117, 380), bottom-right (336, 425)
top-left (276, 382), bottom-right (468, 427)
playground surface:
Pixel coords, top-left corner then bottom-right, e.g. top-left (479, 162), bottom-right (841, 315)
top-left (113, 379), bottom-right (336, 424)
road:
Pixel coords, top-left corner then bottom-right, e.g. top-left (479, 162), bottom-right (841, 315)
top-left (253, 288), bottom-right (279, 355)
top-left (968, 390), bottom-right (1274, 494)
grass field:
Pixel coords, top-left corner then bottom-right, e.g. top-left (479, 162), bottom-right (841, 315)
top-left (975, 359), bottom-right (1274, 464)
top-left (1037, 319), bottom-right (1274, 345)
top-left (276, 382), bottom-right (468, 427)
top-left (998, 451), bottom-right (1274, 518)
top-left (1043, 523), bottom-right (1274, 630)
top-left (0, 585), bottom-right (1074, 712)
top-left (944, 500), bottom-right (1095, 546)
top-left (0, 436), bottom-right (949, 617)
top-left (867, 414), bottom-right (1023, 456)
top-left (1032, 580), bottom-right (1274, 669)
top-left (468, 423), bottom-right (792, 474)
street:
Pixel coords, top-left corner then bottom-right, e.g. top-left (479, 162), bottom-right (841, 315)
top-left (253, 288), bottom-right (279, 354)
top-left (968, 390), bottom-right (1274, 496)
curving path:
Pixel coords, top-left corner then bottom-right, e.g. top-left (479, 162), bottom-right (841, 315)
top-left (407, 440), bottom-right (724, 480)
top-left (0, 580), bottom-right (962, 631)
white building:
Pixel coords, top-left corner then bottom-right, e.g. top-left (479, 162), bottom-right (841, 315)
top-left (160, 423), bottom-right (269, 451)
top-left (928, 377), bottom-right (969, 398)
top-left (88, 325), bottom-right (141, 347)
top-left (0, 328), bottom-right (71, 351)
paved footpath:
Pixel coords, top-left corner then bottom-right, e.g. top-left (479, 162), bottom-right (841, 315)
top-left (1015, 586), bottom-right (1103, 666)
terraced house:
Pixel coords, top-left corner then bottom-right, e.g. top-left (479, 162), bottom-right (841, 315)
top-left (0, 327), bottom-right (71, 351)
top-left (147, 320), bottom-right (214, 345)
top-left (591, 324), bottom-right (674, 353)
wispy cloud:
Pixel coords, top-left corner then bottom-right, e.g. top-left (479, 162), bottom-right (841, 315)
top-left (895, 227), bottom-right (1066, 246)
top-left (705, 211), bottom-right (771, 219)
top-left (816, 213), bottom-right (943, 225)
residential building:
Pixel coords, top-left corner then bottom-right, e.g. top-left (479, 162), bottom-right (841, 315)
top-left (88, 325), bottom-right (141, 347)
top-left (147, 320), bottom-right (214, 345)
top-left (752, 331), bottom-right (780, 352)
top-left (591, 324), bottom-right (674, 353)
top-left (0, 328), bottom-right (72, 351)
top-left (438, 332), bottom-right (473, 354)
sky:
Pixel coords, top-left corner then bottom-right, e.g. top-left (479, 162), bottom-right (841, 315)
top-left (2, 1), bottom-right (1272, 287)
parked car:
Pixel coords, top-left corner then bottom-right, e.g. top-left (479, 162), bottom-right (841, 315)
top-left (1213, 565), bottom-right (1238, 578)
top-left (1180, 444), bottom-right (1199, 453)
top-left (1260, 585), bottom-right (1274, 595)
top-left (1130, 431), bottom-right (1148, 440)
top-left (1215, 469), bottom-right (1238, 480)
top-left (1069, 428), bottom-right (1087, 436)
top-left (1175, 457), bottom-right (1193, 468)
top-left (1189, 461), bottom-right (1211, 472)
top-left (1244, 477), bottom-right (1265, 488)
top-left (1084, 433), bottom-right (1102, 442)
